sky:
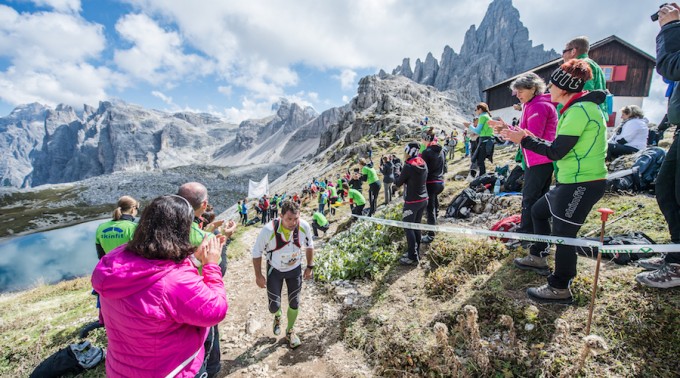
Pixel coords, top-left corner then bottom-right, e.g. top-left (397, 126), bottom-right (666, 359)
top-left (0, 0), bottom-right (669, 123)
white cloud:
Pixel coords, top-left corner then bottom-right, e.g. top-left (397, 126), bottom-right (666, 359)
top-left (0, 6), bottom-right (105, 67)
top-left (642, 74), bottom-right (670, 125)
top-left (222, 97), bottom-right (275, 123)
top-left (307, 92), bottom-right (319, 103)
top-left (0, 0), bottom-right (667, 120)
top-left (335, 69), bottom-right (357, 91)
top-left (29, 0), bottom-right (81, 13)
top-left (0, 5), bottom-right (116, 108)
top-left (113, 13), bottom-right (214, 85)
top-left (218, 86), bottom-right (232, 96)
top-left (151, 90), bottom-right (174, 106)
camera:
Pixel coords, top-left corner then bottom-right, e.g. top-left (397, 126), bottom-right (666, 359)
top-left (651, 3), bottom-right (669, 21)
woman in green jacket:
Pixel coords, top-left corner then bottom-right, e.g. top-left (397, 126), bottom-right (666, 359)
top-left (502, 59), bottom-right (607, 304)
top-left (468, 102), bottom-right (494, 175)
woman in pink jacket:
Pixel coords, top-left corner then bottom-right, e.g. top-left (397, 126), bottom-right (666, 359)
top-left (491, 72), bottom-right (558, 236)
top-left (92, 195), bottom-right (228, 377)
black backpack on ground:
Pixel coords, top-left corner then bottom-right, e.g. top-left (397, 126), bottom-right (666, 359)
top-left (631, 147), bottom-right (665, 191)
top-left (30, 341), bottom-right (104, 378)
top-left (576, 232), bottom-right (656, 265)
top-left (469, 173), bottom-right (498, 189)
top-left (606, 147), bottom-right (666, 193)
top-left (445, 188), bottom-right (479, 219)
top-left (503, 165), bottom-right (524, 192)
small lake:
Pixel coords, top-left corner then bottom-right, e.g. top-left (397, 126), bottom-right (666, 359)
top-left (0, 219), bottom-right (105, 292)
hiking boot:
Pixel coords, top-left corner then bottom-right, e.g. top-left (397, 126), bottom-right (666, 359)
top-left (421, 235), bottom-right (434, 244)
top-left (636, 263), bottom-right (680, 289)
top-left (399, 256), bottom-right (418, 266)
top-left (513, 254), bottom-right (550, 276)
top-left (636, 256), bottom-right (666, 271)
top-left (286, 328), bottom-right (301, 349)
top-left (79, 321), bottom-right (104, 339)
top-left (273, 315), bottom-right (281, 336)
top-left (526, 284), bottom-right (573, 304)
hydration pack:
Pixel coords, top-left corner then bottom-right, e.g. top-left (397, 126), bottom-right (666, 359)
top-left (270, 218), bottom-right (301, 251)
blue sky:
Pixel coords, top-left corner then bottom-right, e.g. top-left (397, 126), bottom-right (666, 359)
top-left (0, 0), bottom-right (668, 123)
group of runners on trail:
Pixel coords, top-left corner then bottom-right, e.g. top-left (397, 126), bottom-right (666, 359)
top-left (81, 7), bottom-right (680, 375)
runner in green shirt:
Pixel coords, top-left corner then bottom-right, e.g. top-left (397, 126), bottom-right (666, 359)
top-left (348, 188), bottom-right (366, 217)
top-left (311, 211), bottom-right (329, 237)
top-left (359, 158), bottom-right (381, 216)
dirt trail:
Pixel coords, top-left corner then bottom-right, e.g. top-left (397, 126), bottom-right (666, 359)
top-left (216, 224), bottom-right (372, 377)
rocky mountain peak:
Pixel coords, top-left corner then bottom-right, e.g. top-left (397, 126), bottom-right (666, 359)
top-left (391, 0), bottom-right (558, 103)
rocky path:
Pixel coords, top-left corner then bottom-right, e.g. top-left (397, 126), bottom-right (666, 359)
top-left (216, 225), bottom-right (372, 377)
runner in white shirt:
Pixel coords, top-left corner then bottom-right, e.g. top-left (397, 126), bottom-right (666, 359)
top-left (251, 200), bottom-right (314, 348)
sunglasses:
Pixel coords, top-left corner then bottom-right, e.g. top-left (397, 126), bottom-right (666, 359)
top-left (562, 48), bottom-right (574, 54)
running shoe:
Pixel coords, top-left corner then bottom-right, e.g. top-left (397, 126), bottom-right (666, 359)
top-left (286, 328), bottom-right (301, 348)
top-left (273, 315), bottom-right (281, 336)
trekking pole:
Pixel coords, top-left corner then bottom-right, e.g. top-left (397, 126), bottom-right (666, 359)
top-left (582, 204), bottom-right (643, 238)
top-left (586, 208), bottom-right (614, 335)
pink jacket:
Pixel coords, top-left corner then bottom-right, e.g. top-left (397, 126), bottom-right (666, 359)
top-left (92, 245), bottom-right (228, 377)
top-left (520, 94), bottom-right (558, 167)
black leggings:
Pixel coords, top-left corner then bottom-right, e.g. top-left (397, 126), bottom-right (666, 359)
top-left (529, 181), bottom-right (606, 289)
top-left (266, 264), bottom-right (302, 313)
top-left (656, 132), bottom-right (680, 263)
top-left (425, 182), bottom-right (445, 235)
top-left (475, 137), bottom-right (493, 175)
top-left (383, 182), bottom-right (393, 204)
top-left (517, 163), bottom-right (553, 234)
top-left (606, 143), bottom-right (638, 161)
top-left (368, 182), bottom-right (381, 215)
top-left (403, 201), bottom-right (427, 260)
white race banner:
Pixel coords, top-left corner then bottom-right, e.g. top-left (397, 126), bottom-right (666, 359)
top-left (247, 174), bottom-right (269, 199)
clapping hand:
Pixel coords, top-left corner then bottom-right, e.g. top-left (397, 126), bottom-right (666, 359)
top-left (195, 234), bottom-right (226, 265)
top-left (204, 219), bottom-right (224, 233)
top-left (219, 219), bottom-right (238, 238)
top-left (488, 119), bottom-right (508, 134)
top-left (500, 125), bottom-right (534, 144)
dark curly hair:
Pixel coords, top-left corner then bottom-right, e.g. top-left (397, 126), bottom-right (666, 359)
top-left (128, 195), bottom-right (196, 263)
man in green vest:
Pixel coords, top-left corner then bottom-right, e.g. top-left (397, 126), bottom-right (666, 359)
top-left (177, 182), bottom-right (237, 378)
top-left (562, 36), bottom-right (608, 113)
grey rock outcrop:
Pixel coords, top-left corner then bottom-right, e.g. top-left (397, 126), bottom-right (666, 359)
top-left (391, 0), bottom-right (558, 102)
top-left (210, 99), bottom-right (318, 165)
top-left (0, 97), bottom-right (329, 188)
top-left (0, 103), bottom-right (50, 187)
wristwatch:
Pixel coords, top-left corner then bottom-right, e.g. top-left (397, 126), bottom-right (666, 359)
top-left (306, 265), bottom-right (315, 270)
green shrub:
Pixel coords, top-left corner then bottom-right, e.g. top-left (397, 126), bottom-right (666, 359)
top-left (314, 206), bottom-right (403, 282)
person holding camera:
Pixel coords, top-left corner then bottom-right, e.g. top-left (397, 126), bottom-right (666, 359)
top-left (636, 2), bottom-right (680, 289)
